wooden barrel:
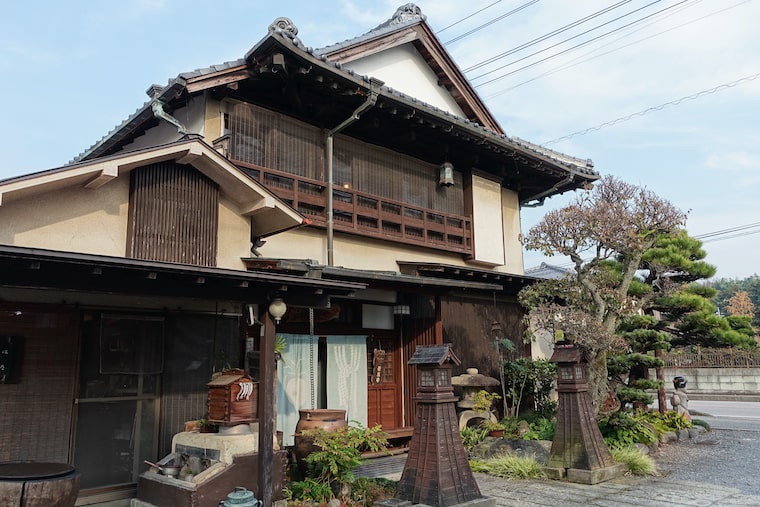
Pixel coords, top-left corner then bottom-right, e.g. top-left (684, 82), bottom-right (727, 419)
top-left (293, 409), bottom-right (347, 475)
top-left (0, 463), bottom-right (80, 507)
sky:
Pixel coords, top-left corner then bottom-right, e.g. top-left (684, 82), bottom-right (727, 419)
top-left (1, 0), bottom-right (758, 279)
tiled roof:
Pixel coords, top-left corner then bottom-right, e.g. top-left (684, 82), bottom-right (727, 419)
top-left (525, 262), bottom-right (575, 280)
top-left (315, 3), bottom-right (426, 56)
top-left (70, 6), bottom-right (598, 179)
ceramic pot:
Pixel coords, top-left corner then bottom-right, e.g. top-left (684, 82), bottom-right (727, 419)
top-left (293, 409), bottom-right (347, 474)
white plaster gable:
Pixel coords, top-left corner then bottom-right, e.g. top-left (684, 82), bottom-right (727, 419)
top-left (343, 44), bottom-right (466, 117)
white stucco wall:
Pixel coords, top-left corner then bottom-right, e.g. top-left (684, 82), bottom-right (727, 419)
top-left (119, 97), bottom-right (208, 153)
top-left (217, 196), bottom-right (253, 270)
top-left (0, 178), bottom-right (130, 256)
top-left (263, 227), bottom-right (476, 272)
top-left (500, 188), bottom-right (524, 275)
top-left (344, 45), bottom-right (466, 117)
top-left (470, 173), bottom-right (505, 267)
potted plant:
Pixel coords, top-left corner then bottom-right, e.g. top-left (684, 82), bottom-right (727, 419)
top-left (480, 420), bottom-right (506, 438)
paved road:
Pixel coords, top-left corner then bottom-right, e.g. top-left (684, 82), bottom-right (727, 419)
top-left (361, 402), bottom-right (760, 506)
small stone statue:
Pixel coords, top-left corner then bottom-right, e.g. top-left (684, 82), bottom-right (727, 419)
top-left (670, 375), bottom-right (691, 421)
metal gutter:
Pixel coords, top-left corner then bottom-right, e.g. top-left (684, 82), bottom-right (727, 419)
top-left (325, 77), bottom-right (384, 266)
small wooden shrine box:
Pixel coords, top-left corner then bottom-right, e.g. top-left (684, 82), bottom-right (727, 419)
top-left (207, 369), bottom-right (258, 425)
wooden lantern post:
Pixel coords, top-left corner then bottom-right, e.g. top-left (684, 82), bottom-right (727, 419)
top-left (385, 344), bottom-right (494, 507)
top-left (545, 341), bottom-right (626, 484)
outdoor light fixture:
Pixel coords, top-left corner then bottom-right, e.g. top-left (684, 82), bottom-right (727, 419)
top-left (439, 162), bottom-right (454, 187)
top-left (393, 304), bottom-right (411, 316)
top-left (268, 298), bottom-right (287, 324)
top-left (490, 321), bottom-right (502, 336)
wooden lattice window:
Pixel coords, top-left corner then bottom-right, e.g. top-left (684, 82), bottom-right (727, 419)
top-left (128, 162), bottom-right (219, 266)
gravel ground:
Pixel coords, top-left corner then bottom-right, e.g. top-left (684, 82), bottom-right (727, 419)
top-left (654, 425), bottom-right (760, 496)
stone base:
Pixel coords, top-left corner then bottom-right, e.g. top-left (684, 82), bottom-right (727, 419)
top-left (376, 497), bottom-right (496, 507)
top-left (544, 462), bottom-right (627, 484)
top-left (543, 466), bottom-right (566, 480)
top-left (567, 463), bottom-right (627, 484)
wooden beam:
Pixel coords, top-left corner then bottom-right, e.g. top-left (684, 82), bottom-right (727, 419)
top-left (258, 309), bottom-right (276, 506)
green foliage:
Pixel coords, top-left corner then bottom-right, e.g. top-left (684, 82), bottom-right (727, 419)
top-left (610, 447), bottom-right (659, 476)
top-left (285, 478), bottom-right (334, 503)
top-left (521, 417), bottom-right (555, 441)
top-left (472, 390), bottom-right (501, 412)
top-left (709, 275), bottom-right (760, 327)
top-left (637, 409), bottom-right (691, 435)
top-left (460, 426), bottom-right (488, 451)
top-left (346, 477), bottom-right (397, 505)
top-left (469, 454), bottom-right (546, 479)
top-left (301, 423), bottom-right (388, 488)
top-left (502, 358), bottom-right (557, 418)
top-left (598, 411), bottom-right (657, 449)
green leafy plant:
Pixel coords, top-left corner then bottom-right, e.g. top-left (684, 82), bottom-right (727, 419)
top-left (472, 390), bottom-right (501, 412)
top-left (460, 426), bottom-right (488, 451)
top-left (469, 454), bottom-right (546, 479)
top-left (611, 447), bottom-right (659, 476)
top-left (274, 335), bottom-right (287, 361)
top-left (285, 478), bottom-right (334, 503)
top-left (522, 417), bottom-right (555, 441)
top-left (301, 423), bottom-right (388, 491)
top-left (598, 411), bottom-right (657, 449)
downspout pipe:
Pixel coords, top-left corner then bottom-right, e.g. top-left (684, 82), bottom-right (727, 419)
top-left (521, 174), bottom-right (575, 208)
top-left (325, 77), bottom-right (383, 266)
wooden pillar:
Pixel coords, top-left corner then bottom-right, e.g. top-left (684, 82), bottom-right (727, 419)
top-left (257, 309), bottom-right (275, 505)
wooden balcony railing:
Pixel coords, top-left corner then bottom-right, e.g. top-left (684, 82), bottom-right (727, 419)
top-left (235, 161), bottom-right (473, 255)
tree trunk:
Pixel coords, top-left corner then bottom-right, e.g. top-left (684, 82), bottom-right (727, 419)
top-left (587, 350), bottom-right (609, 415)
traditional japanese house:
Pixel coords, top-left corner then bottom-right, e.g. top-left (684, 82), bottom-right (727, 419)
top-left (0, 4), bottom-right (598, 505)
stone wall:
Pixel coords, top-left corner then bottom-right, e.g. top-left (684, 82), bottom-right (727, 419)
top-left (649, 367), bottom-right (760, 401)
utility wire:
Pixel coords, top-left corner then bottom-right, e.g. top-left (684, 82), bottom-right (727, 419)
top-left (694, 222), bottom-right (760, 240)
top-left (483, 0), bottom-right (747, 100)
top-left (472, 0), bottom-right (691, 85)
top-left (443, 0), bottom-right (541, 45)
top-left (542, 71), bottom-right (760, 145)
top-left (463, 0), bottom-right (634, 73)
top-left (437, 0), bottom-right (504, 34)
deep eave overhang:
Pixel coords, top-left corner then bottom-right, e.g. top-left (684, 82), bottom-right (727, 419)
top-left (0, 245), bottom-right (365, 303)
top-left (1, 136), bottom-right (306, 238)
top-left (242, 258), bottom-right (503, 293)
top-left (72, 23), bottom-right (599, 203)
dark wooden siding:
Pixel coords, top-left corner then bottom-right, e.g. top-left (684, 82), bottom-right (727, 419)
top-left (128, 162), bottom-right (219, 266)
top-left (441, 295), bottom-right (528, 383)
top-left (400, 295), bottom-right (438, 427)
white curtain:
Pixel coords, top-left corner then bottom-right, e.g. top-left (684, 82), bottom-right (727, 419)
top-left (326, 335), bottom-right (367, 427)
top-left (276, 334), bottom-right (319, 447)
top-left (276, 334), bottom-right (368, 446)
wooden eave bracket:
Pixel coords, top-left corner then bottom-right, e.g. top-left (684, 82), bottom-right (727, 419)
top-left (83, 162), bottom-right (119, 189)
top-left (185, 66), bottom-right (251, 94)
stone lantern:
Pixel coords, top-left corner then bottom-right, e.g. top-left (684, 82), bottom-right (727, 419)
top-left (386, 344), bottom-right (494, 507)
top-left (451, 368), bottom-right (500, 430)
top-left (545, 341), bottom-right (625, 484)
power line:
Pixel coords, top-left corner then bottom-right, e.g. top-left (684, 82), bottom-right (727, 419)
top-left (443, 0), bottom-right (541, 45)
top-left (472, 0), bottom-right (692, 87)
top-left (437, 0), bottom-right (504, 34)
top-left (463, 0), bottom-right (634, 73)
top-left (542, 71), bottom-right (760, 145)
top-left (483, 0), bottom-right (746, 100)
top-left (695, 222), bottom-right (760, 240)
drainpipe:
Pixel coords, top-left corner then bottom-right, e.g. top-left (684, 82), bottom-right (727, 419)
top-left (521, 174), bottom-right (575, 208)
top-left (325, 77), bottom-right (383, 266)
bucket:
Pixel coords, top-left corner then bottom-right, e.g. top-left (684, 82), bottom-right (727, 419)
top-left (293, 409), bottom-right (347, 474)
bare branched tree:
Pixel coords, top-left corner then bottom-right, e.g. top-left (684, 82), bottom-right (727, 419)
top-left (521, 175), bottom-right (687, 412)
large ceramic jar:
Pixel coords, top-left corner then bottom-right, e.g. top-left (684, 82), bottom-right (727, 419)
top-left (293, 409), bottom-right (347, 474)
